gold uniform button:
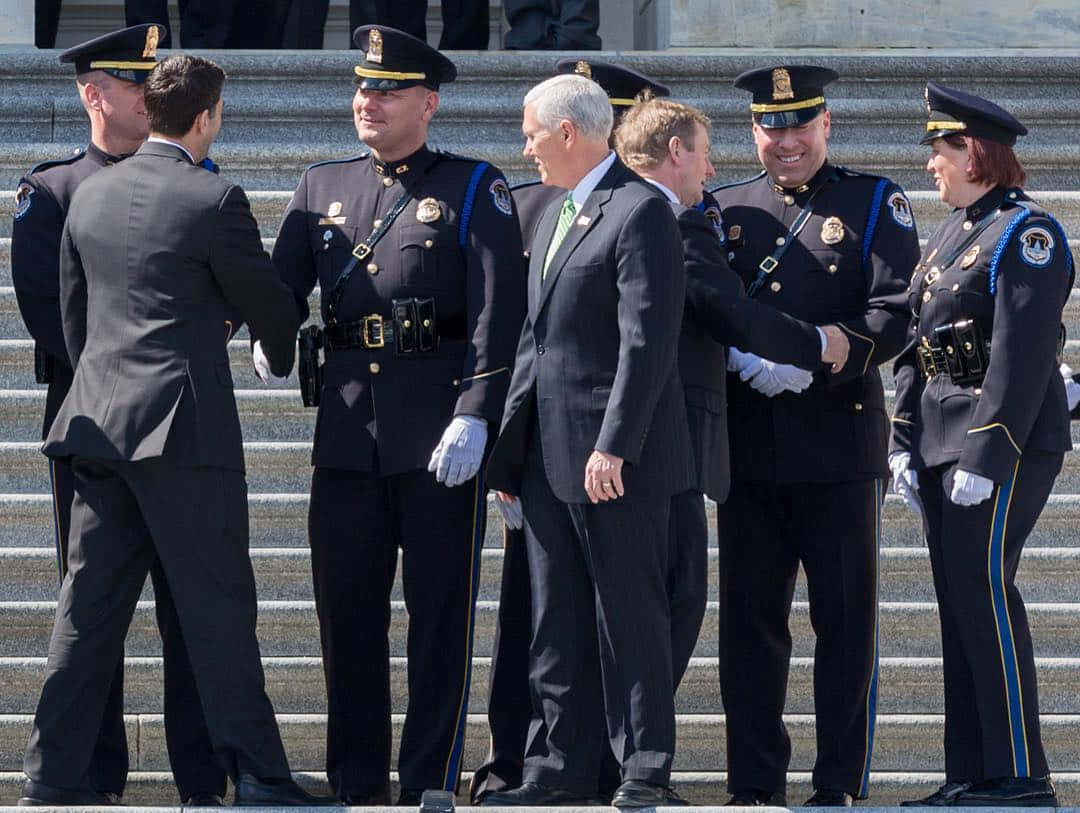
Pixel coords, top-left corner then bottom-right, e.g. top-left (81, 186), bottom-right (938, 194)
top-left (373, 218), bottom-right (383, 228)
top-left (775, 236), bottom-right (786, 246)
top-left (367, 263), bottom-right (378, 275)
top-left (828, 264), bottom-right (838, 274)
top-left (422, 318), bottom-right (432, 328)
top-left (369, 362), bottom-right (381, 374)
top-left (770, 281), bottom-right (782, 292)
top-left (854, 402), bottom-right (864, 411)
top-left (962, 220), bottom-right (973, 231)
top-left (923, 290), bottom-right (933, 303)
top-left (403, 319), bottom-right (412, 328)
top-left (382, 177), bottom-right (394, 188)
top-left (784, 195), bottom-right (794, 205)
top-left (974, 388), bottom-right (983, 395)
top-left (452, 378), bottom-right (460, 387)
top-left (952, 283), bottom-right (960, 291)
top-left (424, 239), bottom-right (434, 249)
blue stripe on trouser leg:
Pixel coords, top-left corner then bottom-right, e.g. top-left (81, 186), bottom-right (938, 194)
top-left (986, 461), bottom-right (1030, 777)
top-left (858, 478), bottom-right (882, 798)
top-left (440, 477), bottom-right (487, 789)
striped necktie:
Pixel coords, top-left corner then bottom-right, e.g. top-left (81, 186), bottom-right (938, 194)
top-left (542, 195), bottom-right (576, 280)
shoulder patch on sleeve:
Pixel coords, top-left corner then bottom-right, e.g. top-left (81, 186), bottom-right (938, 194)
top-left (14, 182), bottom-right (34, 220)
top-left (887, 190), bottom-right (915, 230)
top-left (489, 177), bottom-right (513, 217)
top-left (1018, 225), bottom-right (1054, 267)
top-left (702, 203), bottom-right (726, 242)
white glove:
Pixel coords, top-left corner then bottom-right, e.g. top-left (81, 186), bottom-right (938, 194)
top-left (759, 359), bottom-right (813, 394)
top-left (1061, 363), bottom-right (1080, 412)
top-left (888, 451), bottom-right (924, 519)
top-left (428, 415), bottom-right (488, 487)
top-left (731, 350), bottom-right (813, 398)
top-left (727, 347), bottom-right (761, 376)
top-left (252, 340), bottom-right (290, 385)
top-left (950, 468), bottom-right (994, 506)
top-left (496, 494), bottom-right (523, 530)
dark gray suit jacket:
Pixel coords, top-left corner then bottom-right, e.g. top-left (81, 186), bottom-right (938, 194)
top-left (43, 141), bottom-right (301, 471)
top-left (487, 158), bottom-right (694, 504)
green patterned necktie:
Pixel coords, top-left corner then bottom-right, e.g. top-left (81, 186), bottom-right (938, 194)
top-left (542, 194), bottom-right (577, 280)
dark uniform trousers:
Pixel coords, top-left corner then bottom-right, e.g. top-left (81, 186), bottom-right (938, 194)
top-left (25, 457), bottom-right (290, 789)
top-left (518, 423), bottom-right (675, 795)
top-left (308, 466), bottom-right (486, 799)
top-left (717, 478), bottom-right (883, 797)
top-left (503, 0), bottom-right (601, 49)
top-left (350, 0), bottom-right (490, 49)
top-left (917, 454), bottom-right (1058, 782)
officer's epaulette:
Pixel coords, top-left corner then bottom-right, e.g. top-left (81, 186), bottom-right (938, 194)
top-left (708, 170), bottom-right (767, 193)
top-left (305, 152), bottom-right (369, 171)
top-left (434, 149), bottom-right (486, 166)
top-left (28, 149), bottom-right (86, 176)
top-left (835, 165), bottom-right (889, 183)
top-left (510, 179), bottom-right (543, 192)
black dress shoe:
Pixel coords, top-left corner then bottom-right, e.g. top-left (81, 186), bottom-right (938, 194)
top-left (952, 776), bottom-right (1058, 807)
top-left (233, 774), bottom-right (342, 806)
top-left (612, 780), bottom-right (689, 808)
top-left (479, 781), bottom-right (600, 806)
top-left (804, 789), bottom-right (853, 806)
top-left (343, 789), bottom-right (392, 805)
top-left (397, 788), bottom-right (423, 806)
top-left (727, 788), bottom-right (787, 806)
top-left (900, 782), bottom-right (972, 806)
top-left (183, 792), bottom-right (226, 806)
top-left (18, 780), bottom-right (115, 806)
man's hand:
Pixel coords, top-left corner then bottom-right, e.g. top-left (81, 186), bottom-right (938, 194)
top-left (584, 450), bottom-right (625, 504)
top-left (494, 491), bottom-right (523, 530)
top-left (428, 415), bottom-right (488, 487)
top-left (889, 451), bottom-right (924, 520)
top-left (252, 340), bottom-right (290, 385)
top-left (1061, 363), bottom-right (1080, 412)
top-left (950, 468), bottom-right (994, 506)
top-left (820, 325), bottom-right (850, 373)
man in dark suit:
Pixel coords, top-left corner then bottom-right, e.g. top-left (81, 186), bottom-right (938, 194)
top-left (12, 25), bottom-right (225, 807)
top-left (20, 53), bottom-right (330, 808)
top-left (484, 73), bottom-right (691, 808)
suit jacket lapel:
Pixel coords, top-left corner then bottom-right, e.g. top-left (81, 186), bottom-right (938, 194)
top-left (528, 196), bottom-right (563, 321)
top-left (535, 160), bottom-right (626, 317)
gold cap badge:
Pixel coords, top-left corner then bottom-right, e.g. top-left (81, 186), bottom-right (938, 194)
top-left (142, 25), bottom-right (160, 58)
top-left (367, 29), bottom-right (383, 64)
top-left (771, 68), bottom-right (794, 101)
top-left (574, 60), bottom-right (592, 79)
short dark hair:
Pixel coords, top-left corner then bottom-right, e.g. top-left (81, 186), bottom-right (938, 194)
top-left (144, 54), bottom-right (226, 137)
top-left (942, 133), bottom-right (1027, 189)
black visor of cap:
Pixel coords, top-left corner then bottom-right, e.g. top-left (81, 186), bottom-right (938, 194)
top-left (921, 81), bottom-right (1027, 146)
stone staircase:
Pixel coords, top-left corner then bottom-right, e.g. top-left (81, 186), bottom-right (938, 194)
top-left (1, 49), bottom-right (1080, 806)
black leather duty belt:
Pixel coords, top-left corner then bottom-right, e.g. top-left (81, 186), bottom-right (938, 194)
top-left (323, 297), bottom-right (442, 355)
top-left (917, 318), bottom-right (991, 386)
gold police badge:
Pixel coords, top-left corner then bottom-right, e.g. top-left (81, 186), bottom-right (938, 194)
top-left (367, 29), bottom-right (383, 64)
top-left (772, 68), bottom-right (794, 101)
top-left (820, 216), bottom-right (845, 245)
top-left (416, 197), bottom-right (441, 223)
top-left (961, 244), bottom-right (980, 269)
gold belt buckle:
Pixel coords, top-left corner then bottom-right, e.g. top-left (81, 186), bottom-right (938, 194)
top-left (362, 314), bottom-right (385, 349)
top-left (352, 242), bottom-right (372, 261)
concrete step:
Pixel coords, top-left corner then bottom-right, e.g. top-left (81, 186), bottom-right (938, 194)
top-left (2, 487), bottom-right (1080, 550)
top-left (5, 438), bottom-right (1080, 496)
top-left (4, 542), bottom-right (1080, 604)
top-left (5, 655), bottom-right (1080, 717)
top-left (10, 770), bottom-right (1080, 807)
top-left (4, 598), bottom-right (1080, 659)
top-left (4, 710), bottom-right (1080, 775)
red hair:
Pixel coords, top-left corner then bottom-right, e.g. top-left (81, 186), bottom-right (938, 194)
top-left (943, 133), bottom-right (1026, 188)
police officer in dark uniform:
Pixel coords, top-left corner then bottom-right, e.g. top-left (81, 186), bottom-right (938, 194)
top-left (11, 25), bottom-right (225, 807)
top-left (269, 26), bottom-right (525, 806)
top-left (889, 84), bottom-right (1071, 808)
top-left (470, 60), bottom-right (687, 805)
top-left (710, 66), bottom-right (920, 806)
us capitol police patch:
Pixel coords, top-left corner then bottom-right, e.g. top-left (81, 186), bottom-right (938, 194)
top-left (888, 191), bottom-right (914, 230)
top-left (490, 178), bottom-right (513, 217)
top-left (1018, 225), bottom-right (1054, 267)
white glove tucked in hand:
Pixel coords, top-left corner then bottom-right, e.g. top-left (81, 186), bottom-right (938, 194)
top-left (950, 468), bottom-right (994, 506)
top-left (495, 493), bottom-right (523, 530)
top-left (728, 349), bottom-right (813, 397)
top-left (428, 415), bottom-right (488, 487)
top-left (1061, 363), bottom-right (1080, 412)
top-left (888, 451), bottom-right (924, 518)
top-left (252, 340), bottom-right (290, 385)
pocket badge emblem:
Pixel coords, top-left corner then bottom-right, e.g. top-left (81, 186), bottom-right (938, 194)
top-left (961, 244), bottom-right (980, 269)
top-left (416, 197), bottom-right (441, 223)
top-left (820, 216), bottom-right (844, 245)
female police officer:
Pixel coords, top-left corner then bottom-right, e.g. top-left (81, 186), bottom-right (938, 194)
top-left (890, 83), bottom-right (1073, 807)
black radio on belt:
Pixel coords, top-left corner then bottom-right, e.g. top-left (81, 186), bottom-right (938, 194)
top-left (297, 325), bottom-right (324, 408)
top-left (34, 344), bottom-right (55, 385)
top-left (919, 319), bottom-right (990, 386)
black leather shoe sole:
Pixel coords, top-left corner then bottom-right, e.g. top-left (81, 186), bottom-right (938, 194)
top-left (900, 782), bottom-right (972, 806)
top-left (953, 792), bottom-right (1059, 807)
top-left (18, 781), bottom-right (114, 806)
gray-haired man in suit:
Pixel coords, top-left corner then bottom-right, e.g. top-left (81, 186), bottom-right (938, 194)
top-left (485, 73), bottom-right (692, 809)
top-left (21, 53), bottom-right (332, 807)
